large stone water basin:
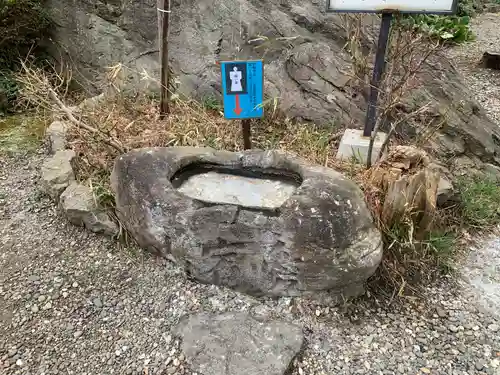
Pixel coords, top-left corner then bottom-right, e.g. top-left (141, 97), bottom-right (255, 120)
top-left (111, 147), bottom-right (382, 301)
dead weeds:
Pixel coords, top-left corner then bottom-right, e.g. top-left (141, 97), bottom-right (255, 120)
top-left (68, 95), bottom-right (347, 184)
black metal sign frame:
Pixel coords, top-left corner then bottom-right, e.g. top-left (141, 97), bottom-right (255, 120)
top-left (325, 1), bottom-right (458, 137)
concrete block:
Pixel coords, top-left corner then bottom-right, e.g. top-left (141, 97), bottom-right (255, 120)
top-left (336, 129), bottom-right (386, 165)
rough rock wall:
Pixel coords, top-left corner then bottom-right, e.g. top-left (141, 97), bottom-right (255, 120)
top-left (44, 0), bottom-right (500, 168)
top-left (44, 0), bottom-right (365, 124)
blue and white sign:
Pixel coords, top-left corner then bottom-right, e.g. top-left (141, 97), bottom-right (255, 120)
top-left (220, 60), bottom-right (264, 120)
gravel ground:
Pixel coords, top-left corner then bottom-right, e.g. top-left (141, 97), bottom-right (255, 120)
top-left (0, 154), bottom-right (499, 375)
top-left (446, 11), bottom-right (500, 323)
top-left (2, 14), bottom-right (500, 375)
top-left (447, 13), bottom-right (500, 124)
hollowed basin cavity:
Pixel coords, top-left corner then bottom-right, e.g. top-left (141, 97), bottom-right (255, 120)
top-left (171, 163), bottom-right (302, 208)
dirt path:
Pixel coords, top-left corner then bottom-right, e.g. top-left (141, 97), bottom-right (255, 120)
top-left (447, 13), bottom-right (500, 124)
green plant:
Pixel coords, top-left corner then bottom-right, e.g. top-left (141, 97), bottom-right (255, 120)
top-left (456, 0), bottom-right (480, 17)
top-left (402, 14), bottom-right (474, 43)
top-left (458, 176), bottom-right (500, 227)
top-left (0, 114), bottom-right (47, 153)
top-left (90, 180), bottom-right (116, 209)
top-left (427, 231), bottom-right (457, 273)
top-left (0, 71), bottom-right (19, 112)
top-left (0, 0), bottom-right (51, 66)
top-left (398, 0), bottom-right (477, 44)
top-left (201, 95), bottom-right (223, 112)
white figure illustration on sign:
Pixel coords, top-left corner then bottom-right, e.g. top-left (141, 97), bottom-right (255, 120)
top-left (229, 66), bottom-right (243, 92)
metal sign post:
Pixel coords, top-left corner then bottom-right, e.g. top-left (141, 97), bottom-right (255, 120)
top-left (326, 0), bottom-right (457, 137)
top-left (157, 0), bottom-right (171, 119)
top-left (220, 60), bottom-right (264, 150)
top-left (363, 12), bottom-right (392, 137)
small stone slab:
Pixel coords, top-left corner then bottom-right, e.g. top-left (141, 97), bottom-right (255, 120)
top-left (174, 312), bottom-right (304, 375)
top-left (40, 150), bottom-right (76, 200)
top-left (59, 182), bottom-right (118, 236)
top-left (46, 121), bottom-right (69, 154)
top-left (336, 128), bottom-right (387, 165)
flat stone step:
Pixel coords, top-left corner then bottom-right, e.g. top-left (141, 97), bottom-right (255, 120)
top-left (174, 312), bottom-right (304, 375)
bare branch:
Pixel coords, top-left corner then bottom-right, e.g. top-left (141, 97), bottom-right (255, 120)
top-left (378, 102), bottom-right (433, 159)
top-left (48, 89), bottom-right (125, 154)
top-left (16, 59), bottom-right (126, 154)
top-left (340, 14), bottom-right (443, 167)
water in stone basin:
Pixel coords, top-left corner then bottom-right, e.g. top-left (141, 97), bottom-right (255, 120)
top-left (177, 171), bottom-right (298, 208)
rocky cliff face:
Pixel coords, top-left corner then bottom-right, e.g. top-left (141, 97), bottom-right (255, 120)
top-left (45, 0), bottom-right (500, 170)
top-left (46, 0), bottom-right (363, 123)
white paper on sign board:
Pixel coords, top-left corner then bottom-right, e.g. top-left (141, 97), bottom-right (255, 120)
top-left (327, 0), bottom-right (456, 13)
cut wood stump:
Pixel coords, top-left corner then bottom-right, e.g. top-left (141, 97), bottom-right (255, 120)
top-left (367, 146), bottom-right (440, 240)
top-left (480, 51), bottom-right (500, 70)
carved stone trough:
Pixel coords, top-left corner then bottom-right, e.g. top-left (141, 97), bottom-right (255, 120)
top-left (111, 147), bottom-right (382, 301)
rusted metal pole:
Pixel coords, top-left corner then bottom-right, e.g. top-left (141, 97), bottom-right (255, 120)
top-left (242, 119), bottom-right (252, 149)
top-left (363, 12), bottom-right (392, 137)
top-left (158, 0), bottom-right (170, 119)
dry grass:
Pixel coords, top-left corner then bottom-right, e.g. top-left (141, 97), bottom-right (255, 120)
top-left (68, 94), bottom-right (345, 183)
top-left (360, 174), bottom-right (462, 302)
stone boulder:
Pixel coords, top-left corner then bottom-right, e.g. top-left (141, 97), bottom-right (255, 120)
top-left (46, 121), bottom-right (69, 154)
top-left (173, 311), bottom-right (304, 375)
top-left (480, 51), bottom-right (500, 70)
top-left (40, 149), bottom-right (76, 200)
top-left (111, 146), bottom-right (382, 300)
top-left (484, 163), bottom-right (500, 181)
top-left (59, 182), bottom-right (118, 236)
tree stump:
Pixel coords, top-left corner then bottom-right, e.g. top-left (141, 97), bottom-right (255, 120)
top-left (368, 146), bottom-right (440, 239)
top-left (480, 51), bottom-right (500, 70)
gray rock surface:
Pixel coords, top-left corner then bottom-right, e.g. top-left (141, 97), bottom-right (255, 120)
top-left (40, 149), bottom-right (75, 200)
top-left (46, 121), bottom-right (69, 154)
top-left (174, 312), bottom-right (304, 375)
top-left (59, 182), bottom-right (118, 236)
top-left (43, 0), bottom-right (500, 170)
top-left (483, 163), bottom-right (500, 180)
top-left (111, 146), bottom-right (382, 300)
